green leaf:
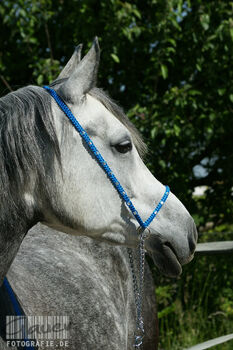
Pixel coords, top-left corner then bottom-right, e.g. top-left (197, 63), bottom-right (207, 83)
top-left (167, 38), bottom-right (176, 47)
top-left (161, 64), bottom-right (168, 79)
top-left (189, 90), bottom-right (202, 96)
top-left (159, 159), bottom-right (166, 169)
top-left (37, 75), bottom-right (43, 85)
top-left (209, 113), bottom-right (216, 121)
top-left (29, 37), bottom-right (37, 44)
top-left (151, 127), bottom-right (157, 139)
top-left (110, 53), bottom-right (120, 63)
top-left (217, 88), bottom-right (226, 96)
top-left (200, 14), bottom-right (210, 31)
top-left (174, 124), bottom-right (181, 136)
top-left (229, 94), bottom-right (233, 103)
top-left (230, 28), bottom-right (233, 41)
top-left (132, 8), bottom-right (141, 19)
top-left (158, 303), bottom-right (176, 319)
top-left (20, 9), bottom-right (27, 18)
top-left (196, 63), bottom-right (202, 71)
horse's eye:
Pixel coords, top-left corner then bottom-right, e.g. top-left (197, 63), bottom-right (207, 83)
top-left (114, 140), bottom-right (132, 154)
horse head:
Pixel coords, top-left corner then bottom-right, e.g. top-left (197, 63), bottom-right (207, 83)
top-left (0, 38), bottom-right (197, 280)
top-left (39, 38), bottom-right (197, 277)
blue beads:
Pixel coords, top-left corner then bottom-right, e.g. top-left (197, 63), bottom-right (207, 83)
top-left (43, 86), bottom-right (170, 231)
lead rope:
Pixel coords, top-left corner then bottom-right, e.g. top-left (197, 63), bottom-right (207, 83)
top-left (127, 228), bottom-right (148, 349)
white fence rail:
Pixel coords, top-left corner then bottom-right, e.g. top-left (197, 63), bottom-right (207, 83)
top-left (196, 241), bottom-right (233, 254)
top-left (184, 333), bottom-right (233, 350)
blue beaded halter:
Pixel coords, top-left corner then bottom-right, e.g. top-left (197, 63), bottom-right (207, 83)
top-left (43, 85), bottom-right (170, 230)
top-left (43, 85), bottom-right (171, 349)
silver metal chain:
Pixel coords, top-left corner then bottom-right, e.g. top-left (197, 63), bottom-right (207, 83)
top-left (127, 227), bottom-right (149, 349)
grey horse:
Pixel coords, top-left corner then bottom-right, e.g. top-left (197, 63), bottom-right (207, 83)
top-left (0, 38), bottom-right (197, 349)
top-left (6, 224), bottom-right (158, 350)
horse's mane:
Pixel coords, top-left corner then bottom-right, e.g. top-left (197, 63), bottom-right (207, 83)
top-left (0, 86), bottom-right (60, 196)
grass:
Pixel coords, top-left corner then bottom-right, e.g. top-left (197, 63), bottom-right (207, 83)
top-left (150, 229), bottom-right (233, 350)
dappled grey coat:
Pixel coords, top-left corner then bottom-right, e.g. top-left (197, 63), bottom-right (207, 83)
top-left (6, 224), bottom-right (158, 350)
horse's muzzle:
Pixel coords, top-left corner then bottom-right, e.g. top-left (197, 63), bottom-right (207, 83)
top-left (146, 219), bottom-right (198, 277)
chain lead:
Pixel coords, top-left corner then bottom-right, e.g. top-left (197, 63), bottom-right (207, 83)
top-left (128, 227), bottom-right (150, 349)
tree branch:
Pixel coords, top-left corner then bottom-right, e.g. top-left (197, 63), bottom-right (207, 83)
top-left (44, 22), bottom-right (54, 63)
top-left (0, 75), bottom-right (13, 92)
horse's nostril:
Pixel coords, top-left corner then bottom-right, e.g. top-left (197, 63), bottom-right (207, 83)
top-left (188, 231), bottom-right (197, 254)
top-left (192, 221), bottom-right (198, 242)
top-left (188, 220), bottom-right (198, 255)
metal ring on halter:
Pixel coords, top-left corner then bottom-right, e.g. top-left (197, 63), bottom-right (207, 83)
top-left (137, 227), bottom-right (151, 240)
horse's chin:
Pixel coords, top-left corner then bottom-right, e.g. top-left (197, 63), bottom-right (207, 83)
top-left (150, 245), bottom-right (182, 278)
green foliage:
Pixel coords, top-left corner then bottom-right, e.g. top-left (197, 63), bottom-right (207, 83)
top-left (0, 0), bottom-right (232, 228)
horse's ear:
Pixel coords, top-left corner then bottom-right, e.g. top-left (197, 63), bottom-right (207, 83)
top-left (57, 44), bottom-right (83, 80)
top-left (58, 37), bottom-right (100, 102)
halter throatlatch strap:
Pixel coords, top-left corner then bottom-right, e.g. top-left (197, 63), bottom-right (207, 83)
top-left (43, 85), bottom-right (170, 349)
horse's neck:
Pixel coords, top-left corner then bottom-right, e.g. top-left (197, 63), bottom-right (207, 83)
top-left (0, 183), bottom-right (38, 284)
top-left (0, 219), bottom-right (29, 284)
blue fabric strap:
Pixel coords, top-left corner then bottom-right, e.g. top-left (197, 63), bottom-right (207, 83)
top-left (3, 277), bottom-right (35, 350)
top-left (3, 277), bottom-right (22, 316)
top-left (43, 86), bottom-right (170, 230)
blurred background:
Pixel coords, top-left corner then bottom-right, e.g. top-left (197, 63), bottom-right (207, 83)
top-left (0, 1), bottom-right (232, 349)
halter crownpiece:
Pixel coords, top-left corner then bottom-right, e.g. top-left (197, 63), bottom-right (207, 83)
top-left (43, 85), bottom-right (170, 349)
